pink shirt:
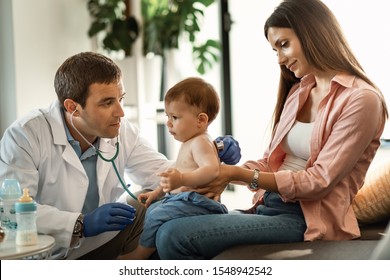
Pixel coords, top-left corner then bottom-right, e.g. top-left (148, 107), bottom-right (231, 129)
top-left (244, 73), bottom-right (385, 241)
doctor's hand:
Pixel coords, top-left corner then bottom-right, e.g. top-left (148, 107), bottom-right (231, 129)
top-left (83, 203), bottom-right (136, 237)
top-left (214, 135), bottom-right (241, 165)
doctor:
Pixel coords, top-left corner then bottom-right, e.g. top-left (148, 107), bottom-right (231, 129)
top-left (0, 52), bottom-right (241, 259)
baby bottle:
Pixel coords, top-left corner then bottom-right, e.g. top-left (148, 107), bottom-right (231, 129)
top-left (15, 188), bottom-right (38, 246)
top-left (0, 179), bottom-right (22, 240)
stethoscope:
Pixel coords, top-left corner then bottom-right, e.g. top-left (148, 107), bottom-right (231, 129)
top-left (70, 110), bottom-right (138, 201)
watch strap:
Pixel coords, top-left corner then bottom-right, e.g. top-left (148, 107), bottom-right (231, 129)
top-left (73, 214), bottom-right (84, 238)
top-left (248, 169), bottom-right (260, 191)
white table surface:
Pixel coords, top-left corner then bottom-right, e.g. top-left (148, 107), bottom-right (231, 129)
top-left (0, 234), bottom-right (55, 260)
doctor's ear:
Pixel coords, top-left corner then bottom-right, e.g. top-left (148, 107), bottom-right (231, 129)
top-left (64, 99), bottom-right (78, 114)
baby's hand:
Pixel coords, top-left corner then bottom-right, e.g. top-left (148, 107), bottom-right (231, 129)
top-left (157, 168), bottom-right (183, 193)
top-left (138, 191), bottom-right (159, 208)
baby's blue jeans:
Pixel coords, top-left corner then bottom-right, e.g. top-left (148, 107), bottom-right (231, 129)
top-left (140, 191), bottom-right (228, 248)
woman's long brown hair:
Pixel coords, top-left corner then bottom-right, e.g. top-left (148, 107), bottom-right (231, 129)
top-left (264, 0), bottom-right (388, 131)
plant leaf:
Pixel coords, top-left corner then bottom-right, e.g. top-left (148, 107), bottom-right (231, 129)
top-left (88, 21), bottom-right (106, 37)
top-left (193, 39), bottom-right (220, 74)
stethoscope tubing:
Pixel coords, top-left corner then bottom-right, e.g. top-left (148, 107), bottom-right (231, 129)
top-left (70, 110), bottom-right (138, 201)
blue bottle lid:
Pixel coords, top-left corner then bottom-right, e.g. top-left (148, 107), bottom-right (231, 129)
top-left (15, 201), bottom-right (37, 213)
top-left (14, 188), bottom-right (36, 212)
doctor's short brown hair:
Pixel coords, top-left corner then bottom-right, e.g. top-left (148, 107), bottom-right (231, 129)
top-left (54, 52), bottom-right (122, 109)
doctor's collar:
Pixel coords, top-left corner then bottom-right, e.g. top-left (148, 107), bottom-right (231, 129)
top-left (61, 108), bottom-right (100, 156)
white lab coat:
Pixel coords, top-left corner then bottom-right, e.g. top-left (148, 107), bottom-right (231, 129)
top-left (0, 100), bottom-right (173, 259)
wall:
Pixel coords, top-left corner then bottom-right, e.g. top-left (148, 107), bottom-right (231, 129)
top-left (0, 0), bottom-right (17, 135)
top-left (0, 0), bottom-right (91, 135)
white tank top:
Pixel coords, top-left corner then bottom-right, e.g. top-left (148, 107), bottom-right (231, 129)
top-left (279, 121), bottom-right (314, 171)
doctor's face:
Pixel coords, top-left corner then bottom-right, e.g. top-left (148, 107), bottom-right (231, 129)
top-left (75, 81), bottom-right (125, 141)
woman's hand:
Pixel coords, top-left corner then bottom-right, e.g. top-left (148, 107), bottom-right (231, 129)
top-left (179, 165), bottom-right (232, 201)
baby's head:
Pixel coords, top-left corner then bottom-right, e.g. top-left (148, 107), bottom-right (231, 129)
top-left (164, 77), bottom-right (220, 124)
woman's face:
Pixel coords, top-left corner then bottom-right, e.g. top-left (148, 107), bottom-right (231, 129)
top-left (267, 27), bottom-right (314, 78)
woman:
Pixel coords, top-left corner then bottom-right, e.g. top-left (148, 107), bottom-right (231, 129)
top-left (154, 0), bottom-right (388, 259)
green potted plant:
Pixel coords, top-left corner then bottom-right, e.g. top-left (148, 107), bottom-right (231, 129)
top-left (141, 0), bottom-right (220, 75)
top-left (87, 0), bottom-right (220, 75)
top-left (87, 0), bottom-right (139, 56)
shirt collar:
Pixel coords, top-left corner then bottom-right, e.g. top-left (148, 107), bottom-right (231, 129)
top-left (300, 74), bottom-right (316, 88)
top-left (331, 72), bottom-right (355, 88)
top-left (61, 109), bottom-right (98, 159)
top-left (300, 72), bottom-right (356, 89)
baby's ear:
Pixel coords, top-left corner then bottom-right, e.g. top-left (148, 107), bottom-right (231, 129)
top-left (198, 113), bottom-right (209, 125)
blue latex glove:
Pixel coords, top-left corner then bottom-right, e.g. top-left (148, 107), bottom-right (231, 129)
top-left (214, 135), bottom-right (241, 165)
top-left (83, 202), bottom-right (136, 237)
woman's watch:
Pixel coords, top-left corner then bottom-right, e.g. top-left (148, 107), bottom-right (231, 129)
top-left (73, 214), bottom-right (84, 238)
top-left (248, 169), bottom-right (260, 190)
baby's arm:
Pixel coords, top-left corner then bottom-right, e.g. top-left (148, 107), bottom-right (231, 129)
top-left (138, 187), bottom-right (164, 208)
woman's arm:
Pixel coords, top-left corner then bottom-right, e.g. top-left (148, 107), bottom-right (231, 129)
top-left (179, 164), bottom-right (278, 201)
